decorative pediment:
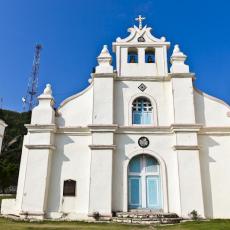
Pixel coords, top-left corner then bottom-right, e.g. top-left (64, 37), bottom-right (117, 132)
top-left (115, 25), bottom-right (167, 44)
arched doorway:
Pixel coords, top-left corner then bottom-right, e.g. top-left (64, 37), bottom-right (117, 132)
top-left (128, 154), bottom-right (162, 210)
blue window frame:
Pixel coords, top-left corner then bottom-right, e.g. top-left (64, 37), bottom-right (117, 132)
top-left (132, 97), bottom-right (152, 124)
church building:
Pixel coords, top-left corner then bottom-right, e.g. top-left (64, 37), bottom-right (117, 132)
top-left (0, 119), bottom-right (7, 154)
top-left (2, 16), bottom-right (230, 220)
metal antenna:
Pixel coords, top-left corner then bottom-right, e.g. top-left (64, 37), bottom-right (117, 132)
top-left (23, 44), bottom-right (42, 111)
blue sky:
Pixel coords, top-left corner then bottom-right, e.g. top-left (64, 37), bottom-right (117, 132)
top-left (0, 0), bottom-right (229, 111)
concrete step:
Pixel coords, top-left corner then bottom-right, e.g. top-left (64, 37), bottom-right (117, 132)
top-left (113, 211), bottom-right (182, 224)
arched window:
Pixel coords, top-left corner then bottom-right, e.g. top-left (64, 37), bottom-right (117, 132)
top-left (145, 47), bottom-right (155, 63)
top-left (63, 179), bottom-right (76, 196)
top-left (128, 47), bottom-right (138, 63)
top-left (132, 97), bottom-right (152, 124)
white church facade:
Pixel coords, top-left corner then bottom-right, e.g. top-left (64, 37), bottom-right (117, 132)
top-left (2, 17), bottom-right (230, 220)
top-left (0, 119), bottom-right (7, 154)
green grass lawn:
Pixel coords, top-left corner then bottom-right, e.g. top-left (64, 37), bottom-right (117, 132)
top-left (0, 218), bottom-right (230, 230)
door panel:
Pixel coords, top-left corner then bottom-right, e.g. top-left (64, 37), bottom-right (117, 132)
top-left (146, 176), bottom-right (162, 209)
top-left (128, 155), bottom-right (162, 210)
top-left (128, 176), bottom-right (141, 209)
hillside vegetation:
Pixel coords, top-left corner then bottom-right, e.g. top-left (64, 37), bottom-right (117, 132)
top-left (0, 109), bottom-right (31, 193)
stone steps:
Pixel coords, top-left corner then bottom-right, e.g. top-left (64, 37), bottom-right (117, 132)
top-left (113, 211), bottom-right (182, 224)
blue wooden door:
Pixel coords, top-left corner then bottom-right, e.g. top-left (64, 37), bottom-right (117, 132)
top-left (128, 176), bottom-right (141, 209)
top-left (128, 155), bottom-right (162, 210)
top-left (146, 176), bottom-right (162, 209)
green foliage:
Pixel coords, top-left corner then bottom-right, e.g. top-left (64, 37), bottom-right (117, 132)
top-left (0, 109), bottom-right (31, 193)
top-left (189, 210), bottom-right (200, 221)
top-left (1, 218), bottom-right (230, 230)
top-left (189, 210), bottom-right (200, 220)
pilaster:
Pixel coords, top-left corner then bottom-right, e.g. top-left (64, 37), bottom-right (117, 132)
top-left (171, 124), bottom-right (204, 217)
top-left (169, 45), bottom-right (204, 217)
top-left (18, 84), bottom-right (56, 219)
top-left (88, 45), bottom-right (116, 216)
top-left (88, 125), bottom-right (117, 217)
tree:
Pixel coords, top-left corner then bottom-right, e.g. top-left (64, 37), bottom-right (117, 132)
top-left (0, 109), bottom-right (31, 193)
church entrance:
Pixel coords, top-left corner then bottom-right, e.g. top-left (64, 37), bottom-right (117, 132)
top-left (128, 154), bottom-right (162, 210)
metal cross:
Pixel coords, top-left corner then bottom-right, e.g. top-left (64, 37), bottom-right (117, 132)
top-left (135, 15), bottom-right (146, 29)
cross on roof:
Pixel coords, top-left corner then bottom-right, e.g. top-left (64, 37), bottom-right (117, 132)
top-left (135, 15), bottom-right (146, 30)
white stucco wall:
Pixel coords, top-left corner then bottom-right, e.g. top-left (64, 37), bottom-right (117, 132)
top-left (113, 133), bottom-right (182, 214)
top-left (194, 89), bottom-right (230, 126)
top-left (15, 135), bottom-right (29, 212)
top-left (114, 80), bottom-right (174, 126)
top-left (57, 84), bottom-right (93, 127)
top-left (47, 134), bottom-right (91, 218)
top-left (199, 135), bottom-right (230, 218)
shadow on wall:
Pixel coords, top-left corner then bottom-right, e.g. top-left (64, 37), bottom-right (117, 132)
top-left (194, 89), bottom-right (206, 125)
top-left (199, 136), bottom-right (219, 218)
top-left (112, 135), bottom-right (135, 211)
top-left (56, 113), bottom-right (65, 127)
top-left (114, 82), bottom-right (129, 125)
top-left (47, 135), bottom-right (74, 212)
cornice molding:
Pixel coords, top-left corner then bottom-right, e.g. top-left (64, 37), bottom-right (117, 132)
top-left (25, 124), bottom-right (56, 133)
top-left (112, 42), bottom-right (170, 48)
top-left (169, 73), bottom-right (196, 80)
top-left (115, 76), bottom-right (170, 82)
top-left (173, 145), bottom-right (200, 151)
top-left (117, 126), bottom-right (172, 134)
top-left (57, 126), bottom-right (90, 135)
top-left (88, 124), bottom-right (118, 132)
top-left (89, 144), bottom-right (116, 150)
top-left (25, 144), bottom-right (56, 150)
top-left (24, 124), bottom-right (230, 135)
top-left (92, 73), bottom-right (116, 78)
top-left (171, 124), bottom-right (203, 132)
top-left (199, 127), bottom-right (230, 135)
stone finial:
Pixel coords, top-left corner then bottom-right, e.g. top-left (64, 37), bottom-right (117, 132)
top-left (95, 45), bottom-right (113, 74)
top-left (170, 44), bottom-right (189, 73)
top-left (38, 83), bottom-right (54, 100)
top-left (172, 44), bottom-right (185, 57)
top-left (97, 45), bottom-right (112, 62)
top-left (43, 84), bottom-right (52, 95)
top-left (31, 83), bottom-right (55, 124)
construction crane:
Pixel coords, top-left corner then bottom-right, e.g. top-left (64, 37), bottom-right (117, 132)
top-left (22, 44), bottom-right (42, 111)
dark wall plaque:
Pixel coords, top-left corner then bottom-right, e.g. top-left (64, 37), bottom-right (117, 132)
top-left (63, 180), bottom-right (76, 196)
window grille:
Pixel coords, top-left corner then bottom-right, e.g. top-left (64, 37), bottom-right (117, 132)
top-left (132, 97), bottom-right (152, 124)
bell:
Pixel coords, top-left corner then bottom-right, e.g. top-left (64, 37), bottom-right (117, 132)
top-left (147, 56), bottom-right (153, 63)
top-left (129, 55), bottom-right (136, 63)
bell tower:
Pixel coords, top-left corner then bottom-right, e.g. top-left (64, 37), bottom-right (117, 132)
top-left (112, 15), bottom-right (170, 77)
